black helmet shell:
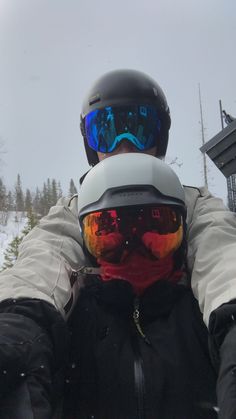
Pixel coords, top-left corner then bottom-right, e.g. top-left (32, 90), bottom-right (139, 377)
top-left (80, 69), bottom-right (171, 166)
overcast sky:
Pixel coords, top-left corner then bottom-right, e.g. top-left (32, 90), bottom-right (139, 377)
top-left (0, 0), bottom-right (235, 202)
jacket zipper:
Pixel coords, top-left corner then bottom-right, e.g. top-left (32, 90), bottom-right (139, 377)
top-left (133, 297), bottom-right (151, 345)
top-left (132, 297), bottom-right (149, 419)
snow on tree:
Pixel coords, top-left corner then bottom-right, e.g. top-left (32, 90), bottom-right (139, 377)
top-left (14, 174), bottom-right (24, 212)
top-left (1, 210), bottom-right (38, 271)
top-left (0, 175), bottom-right (73, 269)
top-left (0, 178), bottom-right (7, 210)
top-left (39, 182), bottom-right (48, 216)
top-left (33, 187), bottom-right (41, 216)
top-left (57, 181), bottom-right (63, 199)
top-left (69, 178), bottom-right (78, 196)
top-left (21, 209), bottom-right (38, 235)
top-left (1, 235), bottom-right (22, 270)
top-left (51, 179), bottom-right (58, 205)
top-left (7, 191), bottom-right (14, 211)
top-left (46, 178), bottom-right (52, 207)
top-left (25, 188), bottom-right (33, 213)
top-left (0, 178), bottom-right (8, 225)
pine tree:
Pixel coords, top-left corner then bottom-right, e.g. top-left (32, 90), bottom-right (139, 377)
top-left (1, 236), bottom-right (22, 270)
top-left (46, 178), bottom-right (52, 208)
top-left (14, 174), bottom-right (24, 212)
top-left (33, 187), bottom-right (41, 216)
top-left (57, 181), bottom-right (63, 199)
top-left (25, 189), bottom-right (33, 213)
top-left (0, 177), bottom-right (8, 225)
top-left (7, 191), bottom-right (14, 211)
top-left (51, 179), bottom-right (58, 205)
top-left (40, 182), bottom-right (48, 216)
top-left (21, 209), bottom-right (38, 235)
top-left (0, 178), bottom-right (7, 211)
top-left (69, 178), bottom-right (78, 196)
top-left (1, 210), bottom-right (39, 271)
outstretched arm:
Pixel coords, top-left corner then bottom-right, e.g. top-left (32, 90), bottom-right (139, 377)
top-left (0, 195), bottom-right (85, 415)
top-left (184, 185), bottom-right (236, 326)
top-left (0, 195), bottom-right (87, 320)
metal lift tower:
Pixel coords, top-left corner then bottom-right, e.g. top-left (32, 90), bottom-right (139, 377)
top-left (200, 104), bottom-right (236, 211)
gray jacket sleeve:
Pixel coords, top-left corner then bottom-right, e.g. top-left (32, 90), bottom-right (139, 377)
top-left (0, 195), bottom-right (87, 320)
top-left (185, 185), bottom-right (236, 326)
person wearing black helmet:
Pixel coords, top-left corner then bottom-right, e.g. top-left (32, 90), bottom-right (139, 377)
top-left (79, 69), bottom-right (236, 419)
top-left (0, 69), bottom-right (235, 418)
top-left (80, 69), bottom-right (171, 165)
top-left (79, 69), bottom-right (235, 316)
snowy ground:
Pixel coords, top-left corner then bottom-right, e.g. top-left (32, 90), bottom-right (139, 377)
top-left (0, 212), bottom-right (27, 268)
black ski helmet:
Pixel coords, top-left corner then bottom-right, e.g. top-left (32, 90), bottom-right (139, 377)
top-left (80, 69), bottom-right (171, 166)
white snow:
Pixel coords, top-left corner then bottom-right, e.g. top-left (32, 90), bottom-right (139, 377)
top-left (0, 212), bottom-right (27, 268)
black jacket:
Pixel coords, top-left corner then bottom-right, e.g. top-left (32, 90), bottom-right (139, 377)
top-left (0, 278), bottom-right (218, 419)
top-left (63, 278), bottom-right (217, 419)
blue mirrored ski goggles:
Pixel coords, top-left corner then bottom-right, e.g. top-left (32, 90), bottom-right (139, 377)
top-left (84, 105), bottom-right (162, 153)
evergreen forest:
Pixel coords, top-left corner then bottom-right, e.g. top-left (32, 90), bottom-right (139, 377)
top-left (0, 175), bottom-right (78, 270)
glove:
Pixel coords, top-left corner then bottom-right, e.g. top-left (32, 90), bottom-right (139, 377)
top-left (209, 302), bottom-right (236, 419)
top-left (0, 298), bottom-right (68, 419)
top-left (217, 324), bottom-right (236, 419)
top-left (0, 312), bottom-right (54, 418)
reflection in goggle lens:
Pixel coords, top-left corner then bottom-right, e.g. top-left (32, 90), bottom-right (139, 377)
top-left (82, 206), bottom-right (183, 262)
top-left (84, 105), bottom-right (161, 153)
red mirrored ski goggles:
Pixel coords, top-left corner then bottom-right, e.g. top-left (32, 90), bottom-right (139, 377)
top-left (81, 205), bottom-right (184, 263)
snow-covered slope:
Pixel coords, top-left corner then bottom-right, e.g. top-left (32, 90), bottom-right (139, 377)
top-left (0, 212), bottom-right (27, 268)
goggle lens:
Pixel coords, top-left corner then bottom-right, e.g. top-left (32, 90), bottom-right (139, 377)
top-left (84, 105), bottom-right (161, 153)
top-left (82, 206), bottom-right (183, 262)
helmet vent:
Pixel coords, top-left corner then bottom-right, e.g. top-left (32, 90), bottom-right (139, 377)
top-left (89, 94), bottom-right (101, 106)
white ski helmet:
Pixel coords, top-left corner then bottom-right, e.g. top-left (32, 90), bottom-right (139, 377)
top-left (78, 153), bottom-right (187, 268)
top-left (78, 153), bottom-right (185, 219)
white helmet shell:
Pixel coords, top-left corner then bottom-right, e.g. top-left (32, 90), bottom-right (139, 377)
top-left (78, 153), bottom-right (185, 219)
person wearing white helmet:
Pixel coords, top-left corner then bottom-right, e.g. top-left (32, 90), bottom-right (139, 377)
top-left (62, 153), bottom-right (216, 419)
top-left (0, 69), bottom-right (234, 417)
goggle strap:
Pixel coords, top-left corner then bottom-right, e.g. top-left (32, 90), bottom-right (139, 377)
top-left (78, 266), bottom-right (102, 275)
